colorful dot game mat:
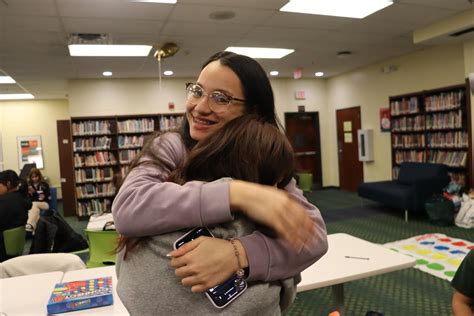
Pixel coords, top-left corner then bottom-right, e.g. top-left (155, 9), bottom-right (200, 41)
top-left (383, 233), bottom-right (473, 281)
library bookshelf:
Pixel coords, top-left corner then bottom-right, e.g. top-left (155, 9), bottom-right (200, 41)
top-left (57, 113), bottom-right (184, 218)
top-left (390, 82), bottom-right (472, 187)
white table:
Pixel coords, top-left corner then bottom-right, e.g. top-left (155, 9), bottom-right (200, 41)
top-left (0, 271), bottom-right (64, 315)
top-left (87, 213), bottom-right (114, 231)
top-left (298, 233), bottom-right (416, 315)
top-left (61, 266), bottom-right (129, 315)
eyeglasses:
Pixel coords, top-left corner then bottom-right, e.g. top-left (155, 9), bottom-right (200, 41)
top-left (185, 82), bottom-right (245, 113)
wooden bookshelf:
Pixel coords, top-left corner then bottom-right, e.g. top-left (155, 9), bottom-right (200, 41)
top-left (390, 83), bottom-right (472, 187)
top-left (57, 113), bottom-right (184, 218)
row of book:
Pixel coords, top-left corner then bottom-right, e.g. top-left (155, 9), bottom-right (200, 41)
top-left (426, 131), bottom-right (469, 149)
top-left (390, 97), bottom-right (420, 116)
top-left (425, 110), bottom-right (462, 130)
top-left (426, 150), bottom-right (467, 168)
top-left (75, 167), bottom-right (114, 183)
top-left (74, 152), bottom-right (117, 168)
top-left (391, 115), bottom-right (425, 132)
top-left (159, 116), bottom-right (184, 131)
top-left (72, 120), bottom-right (112, 136)
top-left (394, 150), bottom-right (425, 164)
top-left (117, 135), bottom-right (146, 149)
top-left (392, 134), bottom-right (425, 148)
top-left (76, 183), bottom-right (116, 199)
top-left (76, 199), bottom-right (112, 216)
top-left (425, 90), bottom-right (464, 112)
top-left (117, 118), bottom-right (155, 133)
top-left (73, 137), bottom-right (112, 152)
top-left (118, 149), bottom-right (141, 164)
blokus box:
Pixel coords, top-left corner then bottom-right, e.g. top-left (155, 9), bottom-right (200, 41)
top-left (47, 276), bottom-right (113, 314)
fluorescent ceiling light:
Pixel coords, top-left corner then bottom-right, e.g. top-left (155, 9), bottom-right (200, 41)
top-left (225, 47), bottom-right (294, 59)
top-left (0, 93), bottom-right (34, 100)
top-left (68, 44), bottom-right (152, 57)
top-left (0, 76), bottom-right (16, 84)
top-left (269, 71), bottom-right (279, 76)
top-left (315, 72), bottom-right (324, 77)
top-left (102, 71), bottom-right (113, 77)
top-left (280, 0), bottom-right (393, 19)
top-left (163, 70), bottom-right (174, 76)
top-left (129, 0), bottom-right (177, 3)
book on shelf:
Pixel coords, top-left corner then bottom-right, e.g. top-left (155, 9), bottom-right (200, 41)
top-left (47, 276), bottom-right (113, 314)
top-left (72, 121), bottom-right (112, 136)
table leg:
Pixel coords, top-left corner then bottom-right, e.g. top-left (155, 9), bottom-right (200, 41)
top-left (332, 284), bottom-right (344, 316)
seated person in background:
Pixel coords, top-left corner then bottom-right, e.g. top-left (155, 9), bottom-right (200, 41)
top-left (116, 115), bottom-right (306, 314)
top-left (25, 168), bottom-right (50, 234)
top-left (0, 170), bottom-right (32, 262)
top-left (452, 248), bottom-right (474, 316)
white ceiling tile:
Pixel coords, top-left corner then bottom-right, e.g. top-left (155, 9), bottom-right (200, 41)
top-left (56, 0), bottom-right (173, 20)
top-left (160, 21), bottom-right (254, 38)
top-left (264, 11), bottom-right (354, 30)
top-left (169, 3), bottom-right (274, 24)
top-left (0, 0), bottom-right (57, 16)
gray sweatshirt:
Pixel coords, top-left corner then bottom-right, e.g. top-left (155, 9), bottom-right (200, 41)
top-left (112, 132), bottom-right (328, 282)
top-left (116, 214), bottom-right (300, 315)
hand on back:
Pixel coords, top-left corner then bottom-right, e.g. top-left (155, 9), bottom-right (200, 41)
top-left (230, 180), bottom-right (315, 251)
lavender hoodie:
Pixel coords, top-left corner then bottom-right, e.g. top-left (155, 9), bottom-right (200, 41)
top-left (112, 132), bottom-right (328, 281)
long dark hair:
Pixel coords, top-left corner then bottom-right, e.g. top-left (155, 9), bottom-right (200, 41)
top-left (117, 115), bottom-right (295, 257)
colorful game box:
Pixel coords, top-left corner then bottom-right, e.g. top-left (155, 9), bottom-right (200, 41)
top-left (47, 276), bottom-right (114, 314)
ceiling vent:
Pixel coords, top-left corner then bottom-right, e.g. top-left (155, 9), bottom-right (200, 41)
top-left (69, 33), bottom-right (110, 45)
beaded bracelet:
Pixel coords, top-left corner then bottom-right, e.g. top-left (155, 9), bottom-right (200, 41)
top-left (229, 239), bottom-right (246, 289)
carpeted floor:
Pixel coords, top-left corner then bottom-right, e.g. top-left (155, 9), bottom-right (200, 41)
top-left (284, 188), bottom-right (473, 316)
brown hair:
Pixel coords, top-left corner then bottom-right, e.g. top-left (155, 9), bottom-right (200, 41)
top-left (27, 168), bottom-right (44, 184)
top-left (117, 115), bottom-right (295, 258)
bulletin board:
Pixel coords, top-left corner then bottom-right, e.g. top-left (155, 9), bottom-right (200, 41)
top-left (17, 135), bottom-right (44, 169)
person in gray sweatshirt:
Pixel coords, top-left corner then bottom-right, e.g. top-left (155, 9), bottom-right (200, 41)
top-left (117, 115), bottom-right (304, 314)
top-left (112, 51), bottom-right (328, 307)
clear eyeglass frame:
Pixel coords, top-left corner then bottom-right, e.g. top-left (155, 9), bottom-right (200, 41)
top-left (185, 82), bottom-right (245, 113)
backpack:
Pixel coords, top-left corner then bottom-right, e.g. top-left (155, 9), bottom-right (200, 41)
top-left (424, 195), bottom-right (454, 226)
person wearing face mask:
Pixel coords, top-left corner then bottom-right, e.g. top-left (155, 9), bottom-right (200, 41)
top-left (0, 170), bottom-right (32, 262)
top-left (112, 51), bottom-right (328, 294)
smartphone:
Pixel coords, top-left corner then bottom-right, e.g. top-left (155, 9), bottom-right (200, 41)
top-left (173, 227), bottom-right (248, 309)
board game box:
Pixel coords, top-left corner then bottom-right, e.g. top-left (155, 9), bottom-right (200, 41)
top-left (47, 276), bottom-right (114, 314)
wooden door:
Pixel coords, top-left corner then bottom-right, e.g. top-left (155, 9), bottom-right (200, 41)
top-left (285, 112), bottom-right (323, 188)
top-left (57, 120), bottom-right (76, 216)
top-left (336, 107), bottom-right (363, 192)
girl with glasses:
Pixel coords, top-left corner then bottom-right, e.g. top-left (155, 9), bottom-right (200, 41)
top-left (116, 115), bottom-right (302, 313)
top-left (112, 51), bottom-right (328, 298)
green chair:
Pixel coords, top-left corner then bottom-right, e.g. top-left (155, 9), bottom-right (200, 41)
top-left (3, 226), bottom-right (26, 257)
top-left (297, 172), bottom-right (313, 192)
top-left (85, 229), bottom-right (118, 268)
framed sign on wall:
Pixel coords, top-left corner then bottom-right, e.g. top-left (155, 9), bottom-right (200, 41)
top-left (17, 135), bottom-right (44, 169)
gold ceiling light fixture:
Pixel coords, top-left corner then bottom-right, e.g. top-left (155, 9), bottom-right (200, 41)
top-left (153, 42), bottom-right (179, 61)
top-left (154, 42), bottom-right (179, 91)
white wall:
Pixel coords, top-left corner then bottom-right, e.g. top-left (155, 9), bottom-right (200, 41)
top-left (68, 78), bottom-right (192, 117)
top-left (0, 99), bottom-right (70, 192)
